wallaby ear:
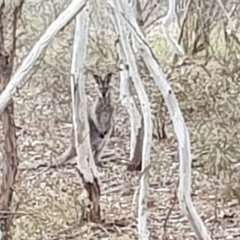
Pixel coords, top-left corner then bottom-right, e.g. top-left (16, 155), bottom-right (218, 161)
top-left (93, 74), bottom-right (102, 85)
top-left (104, 72), bottom-right (113, 85)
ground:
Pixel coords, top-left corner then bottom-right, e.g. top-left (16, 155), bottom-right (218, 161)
top-left (1, 58), bottom-right (239, 239)
top-left (0, 1), bottom-right (240, 239)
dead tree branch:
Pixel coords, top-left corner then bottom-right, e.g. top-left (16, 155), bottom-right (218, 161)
top-left (110, 0), bottom-right (153, 238)
top-left (177, 0), bottom-right (193, 47)
top-left (110, 10), bottom-right (142, 169)
top-left (70, 1), bottom-right (100, 222)
top-left (0, 0), bottom-right (86, 114)
top-left (112, 0), bottom-right (212, 239)
top-left (161, 0), bottom-right (184, 56)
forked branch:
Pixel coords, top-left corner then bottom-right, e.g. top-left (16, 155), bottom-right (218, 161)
top-left (161, 0), bottom-right (184, 56)
top-left (110, 0), bottom-right (153, 239)
top-left (109, 10), bottom-right (142, 165)
top-left (112, 0), bottom-right (212, 239)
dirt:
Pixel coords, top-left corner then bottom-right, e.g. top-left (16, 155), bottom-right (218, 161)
top-left (0, 1), bottom-right (240, 239)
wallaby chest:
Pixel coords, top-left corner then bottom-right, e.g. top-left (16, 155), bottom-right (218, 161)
top-left (95, 99), bottom-right (113, 133)
top-left (87, 72), bottom-right (114, 166)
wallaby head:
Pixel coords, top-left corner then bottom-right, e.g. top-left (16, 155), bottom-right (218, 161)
top-left (93, 72), bottom-right (112, 99)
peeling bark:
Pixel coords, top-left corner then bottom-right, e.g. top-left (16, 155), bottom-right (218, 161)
top-left (0, 101), bottom-right (17, 239)
top-left (127, 118), bottom-right (144, 171)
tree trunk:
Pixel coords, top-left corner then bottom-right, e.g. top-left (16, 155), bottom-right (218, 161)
top-left (0, 43), bottom-right (18, 240)
top-left (127, 119), bottom-right (144, 171)
top-left (0, 2), bottom-right (22, 238)
top-left (0, 100), bottom-right (18, 239)
top-left (70, 3), bottom-right (101, 223)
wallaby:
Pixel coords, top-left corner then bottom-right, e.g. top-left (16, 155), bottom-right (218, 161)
top-left (88, 72), bottom-right (114, 166)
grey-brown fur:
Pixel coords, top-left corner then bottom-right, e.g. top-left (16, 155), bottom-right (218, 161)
top-left (88, 72), bottom-right (114, 166)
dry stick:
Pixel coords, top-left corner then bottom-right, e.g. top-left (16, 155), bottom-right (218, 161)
top-left (161, 0), bottom-right (184, 56)
top-left (110, 12), bottom-right (142, 165)
top-left (48, 2), bottom-right (99, 224)
top-left (162, 0), bottom-right (194, 227)
top-left (0, 0), bottom-right (87, 114)
top-left (144, 14), bottom-right (165, 33)
top-left (142, 0), bottom-right (149, 13)
top-left (142, 3), bottom-right (157, 27)
top-left (173, 0), bottom-right (193, 65)
top-left (163, 190), bottom-right (177, 232)
top-left (177, 0), bottom-right (193, 45)
top-left (114, 1), bottom-right (212, 239)
top-left (71, 1), bottom-right (100, 222)
top-left (111, 1), bottom-right (153, 239)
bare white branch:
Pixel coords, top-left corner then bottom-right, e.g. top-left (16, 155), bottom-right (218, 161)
top-left (161, 0), bottom-right (184, 56)
top-left (109, 11), bottom-right (142, 162)
top-left (113, 1), bottom-right (211, 239)
top-left (110, 0), bottom-right (153, 239)
top-left (119, 64), bottom-right (142, 162)
top-left (131, 0), bottom-right (143, 26)
top-left (71, 1), bottom-right (98, 183)
top-left (0, 0), bottom-right (86, 114)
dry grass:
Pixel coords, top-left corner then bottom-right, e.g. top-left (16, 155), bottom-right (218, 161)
top-left (5, 56), bottom-right (240, 240)
top-left (0, 0), bottom-right (240, 239)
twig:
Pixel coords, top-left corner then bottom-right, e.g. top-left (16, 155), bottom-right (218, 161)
top-left (163, 190), bottom-right (177, 232)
